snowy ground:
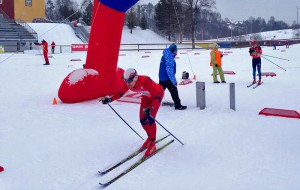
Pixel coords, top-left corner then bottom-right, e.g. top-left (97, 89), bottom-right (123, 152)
top-left (28, 23), bottom-right (83, 45)
top-left (0, 25), bottom-right (300, 190)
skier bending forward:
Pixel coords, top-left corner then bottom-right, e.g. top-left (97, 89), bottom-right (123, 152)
top-left (101, 68), bottom-right (164, 158)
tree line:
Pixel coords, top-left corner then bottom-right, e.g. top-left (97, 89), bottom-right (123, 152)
top-left (46, 0), bottom-right (298, 43)
top-left (46, 0), bottom-right (93, 25)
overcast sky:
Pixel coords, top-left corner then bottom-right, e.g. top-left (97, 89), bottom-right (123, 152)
top-left (139, 0), bottom-right (300, 25)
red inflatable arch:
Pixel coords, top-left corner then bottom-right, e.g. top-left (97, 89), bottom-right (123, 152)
top-left (58, 0), bottom-right (139, 103)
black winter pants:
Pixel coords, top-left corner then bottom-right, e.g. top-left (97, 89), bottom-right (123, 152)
top-left (159, 80), bottom-right (181, 108)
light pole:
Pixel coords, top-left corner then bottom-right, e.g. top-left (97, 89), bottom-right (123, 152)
top-left (228, 25), bottom-right (233, 38)
top-left (226, 19), bottom-right (235, 38)
top-left (297, 6), bottom-right (300, 27)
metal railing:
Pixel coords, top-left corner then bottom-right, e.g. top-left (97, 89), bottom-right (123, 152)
top-left (1, 39), bottom-right (300, 53)
top-left (15, 19), bottom-right (38, 40)
top-left (75, 25), bottom-right (89, 43)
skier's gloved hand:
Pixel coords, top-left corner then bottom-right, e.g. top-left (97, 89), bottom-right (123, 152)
top-left (143, 108), bottom-right (151, 116)
top-left (215, 64), bottom-right (218, 67)
top-left (249, 49), bottom-right (253, 53)
top-left (99, 0), bottom-right (139, 12)
top-left (101, 97), bottom-right (111, 104)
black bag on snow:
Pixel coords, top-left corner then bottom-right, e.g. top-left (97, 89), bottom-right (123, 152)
top-left (182, 71), bottom-right (189, 79)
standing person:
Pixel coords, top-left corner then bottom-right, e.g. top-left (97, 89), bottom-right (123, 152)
top-left (51, 41), bottom-right (56, 54)
top-left (210, 43), bottom-right (225, 83)
top-left (35, 39), bottom-right (50, 65)
top-left (101, 68), bottom-right (164, 158)
top-left (249, 40), bottom-right (262, 84)
top-left (285, 40), bottom-right (289, 48)
top-left (159, 43), bottom-right (187, 110)
top-left (17, 42), bottom-right (20, 52)
top-left (272, 41), bottom-right (277, 50)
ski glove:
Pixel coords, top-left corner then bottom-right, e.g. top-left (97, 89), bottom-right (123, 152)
top-left (215, 64), bottom-right (218, 67)
top-left (143, 108), bottom-right (151, 116)
top-left (249, 49), bottom-right (254, 53)
top-left (101, 97), bottom-right (111, 104)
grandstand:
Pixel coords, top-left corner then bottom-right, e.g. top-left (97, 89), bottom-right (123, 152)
top-left (0, 10), bottom-right (38, 52)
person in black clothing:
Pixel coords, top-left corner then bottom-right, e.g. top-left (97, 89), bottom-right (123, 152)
top-left (158, 44), bottom-right (187, 110)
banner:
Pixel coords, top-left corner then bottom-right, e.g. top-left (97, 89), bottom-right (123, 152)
top-left (71, 44), bottom-right (88, 52)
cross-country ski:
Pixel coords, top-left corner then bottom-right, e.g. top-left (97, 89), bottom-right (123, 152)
top-left (99, 140), bottom-right (174, 187)
top-left (98, 135), bottom-right (170, 175)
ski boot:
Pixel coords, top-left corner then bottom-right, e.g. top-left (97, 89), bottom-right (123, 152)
top-left (258, 79), bottom-right (262, 85)
top-left (144, 141), bottom-right (156, 158)
top-left (140, 138), bottom-right (151, 150)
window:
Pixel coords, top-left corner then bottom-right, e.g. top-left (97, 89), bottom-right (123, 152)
top-left (25, 0), bottom-right (32, 6)
top-left (0, 0), bottom-right (3, 5)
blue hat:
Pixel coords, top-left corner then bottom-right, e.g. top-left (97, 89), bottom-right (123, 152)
top-left (169, 43), bottom-right (177, 53)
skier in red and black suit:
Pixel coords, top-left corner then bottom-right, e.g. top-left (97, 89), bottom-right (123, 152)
top-left (35, 39), bottom-right (50, 65)
top-left (249, 40), bottom-right (262, 84)
top-left (101, 68), bottom-right (164, 158)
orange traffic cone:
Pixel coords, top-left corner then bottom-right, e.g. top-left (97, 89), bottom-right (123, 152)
top-left (52, 97), bottom-right (57, 105)
top-left (193, 75), bottom-right (196, 80)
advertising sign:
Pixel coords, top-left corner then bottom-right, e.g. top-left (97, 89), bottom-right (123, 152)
top-left (71, 44), bottom-right (88, 52)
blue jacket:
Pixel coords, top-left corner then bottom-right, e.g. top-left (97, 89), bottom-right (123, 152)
top-left (159, 48), bottom-right (177, 85)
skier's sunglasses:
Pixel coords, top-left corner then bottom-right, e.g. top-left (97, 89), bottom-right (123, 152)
top-left (123, 75), bottom-right (135, 83)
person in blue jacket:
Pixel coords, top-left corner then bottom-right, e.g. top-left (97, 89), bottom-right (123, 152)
top-left (159, 43), bottom-right (187, 110)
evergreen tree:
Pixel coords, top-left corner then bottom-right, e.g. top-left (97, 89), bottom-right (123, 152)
top-left (198, 11), bottom-right (225, 40)
top-left (81, 0), bottom-right (93, 25)
top-left (146, 3), bottom-right (154, 18)
top-left (57, 0), bottom-right (80, 21)
top-left (140, 14), bottom-right (148, 30)
top-left (139, 3), bottom-right (155, 31)
top-left (46, 0), bottom-right (56, 20)
top-left (126, 7), bottom-right (138, 34)
top-left (267, 16), bottom-right (276, 31)
top-left (155, 0), bottom-right (182, 41)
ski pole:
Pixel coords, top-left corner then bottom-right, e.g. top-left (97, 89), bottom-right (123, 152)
top-left (260, 53), bottom-right (289, 61)
top-left (150, 116), bottom-right (184, 145)
top-left (186, 52), bottom-right (195, 76)
top-left (0, 53), bottom-right (15, 64)
top-left (106, 103), bottom-right (144, 140)
top-left (260, 55), bottom-right (286, 71)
